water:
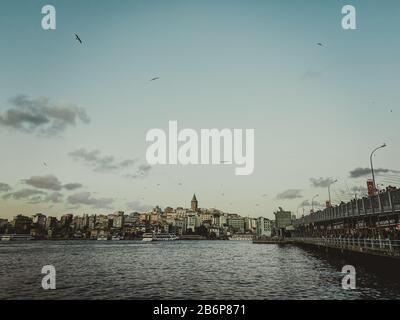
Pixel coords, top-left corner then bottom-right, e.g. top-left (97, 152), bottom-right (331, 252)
top-left (0, 241), bottom-right (399, 300)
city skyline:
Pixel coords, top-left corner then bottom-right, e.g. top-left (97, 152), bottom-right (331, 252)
top-left (1, 0), bottom-right (400, 220)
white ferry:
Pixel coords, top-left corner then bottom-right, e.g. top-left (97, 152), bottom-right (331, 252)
top-left (142, 233), bottom-right (154, 242)
top-left (97, 235), bottom-right (108, 241)
top-left (1, 234), bottom-right (34, 241)
top-left (228, 234), bottom-right (254, 241)
top-left (153, 233), bottom-right (179, 241)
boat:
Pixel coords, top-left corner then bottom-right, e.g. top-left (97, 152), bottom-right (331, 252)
top-left (228, 234), bottom-right (254, 241)
top-left (111, 236), bottom-right (121, 241)
top-left (142, 233), bottom-right (154, 242)
top-left (97, 235), bottom-right (108, 241)
top-left (153, 233), bottom-right (179, 241)
top-left (1, 234), bottom-right (34, 241)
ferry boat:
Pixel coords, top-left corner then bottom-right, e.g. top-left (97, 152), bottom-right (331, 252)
top-left (142, 233), bottom-right (154, 242)
top-left (228, 234), bottom-right (254, 241)
top-left (97, 235), bottom-right (108, 241)
top-left (1, 234), bottom-right (34, 241)
top-left (153, 233), bottom-right (179, 241)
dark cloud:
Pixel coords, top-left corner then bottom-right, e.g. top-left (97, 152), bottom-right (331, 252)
top-left (0, 183), bottom-right (12, 193)
top-left (349, 167), bottom-right (399, 178)
top-left (23, 175), bottom-right (82, 191)
top-left (310, 177), bottom-right (336, 188)
top-left (63, 183), bottom-right (83, 190)
top-left (126, 201), bottom-right (153, 213)
top-left (24, 175), bottom-right (62, 191)
top-left (3, 189), bottom-right (46, 200)
top-left (68, 148), bottom-right (138, 172)
top-left (67, 192), bottom-right (114, 209)
top-left (3, 188), bottom-right (63, 204)
top-left (276, 189), bottom-right (302, 200)
top-left (0, 95), bottom-right (90, 136)
top-left (125, 164), bottom-right (153, 179)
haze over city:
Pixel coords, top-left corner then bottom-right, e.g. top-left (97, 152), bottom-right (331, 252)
top-left (1, 0), bottom-right (400, 220)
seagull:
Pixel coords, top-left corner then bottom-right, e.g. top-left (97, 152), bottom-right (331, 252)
top-left (317, 43), bottom-right (323, 46)
top-left (43, 162), bottom-right (48, 167)
top-left (262, 194), bottom-right (267, 197)
top-left (150, 77), bottom-right (159, 81)
top-left (178, 183), bottom-right (183, 186)
top-left (75, 34), bottom-right (82, 44)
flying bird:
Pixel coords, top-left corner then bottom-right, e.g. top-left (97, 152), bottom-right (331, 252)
top-left (150, 77), bottom-right (159, 81)
top-left (75, 34), bottom-right (82, 44)
top-left (43, 162), bottom-right (48, 167)
top-left (317, 43), bottom-right (323, 46)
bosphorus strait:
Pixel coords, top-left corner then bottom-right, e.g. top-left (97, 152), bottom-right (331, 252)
top-left (1, 241), bottom-right (399, 300)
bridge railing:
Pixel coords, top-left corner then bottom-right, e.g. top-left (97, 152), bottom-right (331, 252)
top-left (293, 237), bottom-right (400, 253)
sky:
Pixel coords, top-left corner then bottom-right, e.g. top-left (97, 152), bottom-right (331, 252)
top-left (0, 0), bottom-right (399, 220)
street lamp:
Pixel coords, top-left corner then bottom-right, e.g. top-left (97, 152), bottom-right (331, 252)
top-left (328, 179), bottom-right (338, 207)
top-left (311, 194), bottom-right (319, 213)
top-left (370, 143), bottom-right (387, 194)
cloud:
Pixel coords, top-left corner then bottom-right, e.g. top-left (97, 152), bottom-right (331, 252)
top-left (126, 201), bottom-right (153, 212)
top-left (125, 164), bottom-right (153, 179)
top-left (23, 175), bottom-right (82, 191)
top-left (0, 183), bottom-right (12, 193)
top-left (349, 167), bottom-right (400, 178)
top-left (299, 199), bottom-right (323, 207)
top-left (24, 175), bottom-right (62, 191)
top-left (276, 189), bottom-right (302, 200)
top-left (0, 95), bottom-right (90, 136)
top-left (3, 188), bottom-right (63, 204)
top-left (3, 189), bottom-right (46, 200)
top-left (44, 192), bottom-right (64, 203)
top-left (310, 177), bottom-right (336, 188)
top-left (348, 185), bottom-right (368, 195)
top-left (68, 148), bottom-right (138, 172)
top-left (63, 183), bottom-right (83, 190)
top-left (67, 192), bottom-right (114, 209)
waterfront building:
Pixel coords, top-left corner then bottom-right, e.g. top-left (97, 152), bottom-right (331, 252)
top-left (256, 217), bottom-right (273, 238)
top-left (11, 215), bottom-right (32, 234)
top-left (184, 215), bottom-right (197, 233)
top-left (60, 214), bottom-right (73, 229)
top-left (227, 217), bottom-right (245, 233)
top-left (0, 219), bottom-right (7, 233)
top-left (88, 215), bottom-right (96, 229)
top-left (45, 216), bottom-right (57, 230)
top-left (113, 211), bottom-right (125, 229)
top-left (274, 207), bottom-right (292, 229)
top-left (175, 207), bottom-right (187, 218)
top-left (245, 217), bottom-right (257, 232)
top-left (32, 213), bottom-right (46, 228)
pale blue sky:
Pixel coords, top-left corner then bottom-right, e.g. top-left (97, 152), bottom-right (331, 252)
top-left (0, 0), bottom-right (399, 219)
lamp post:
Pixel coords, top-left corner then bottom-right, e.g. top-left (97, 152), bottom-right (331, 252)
top-left (328, 179), bottom-right (338, 207)
top-left (311, 194), bottom-right (319, 213)
top-left (370, 143), bottom-right (386, 195)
